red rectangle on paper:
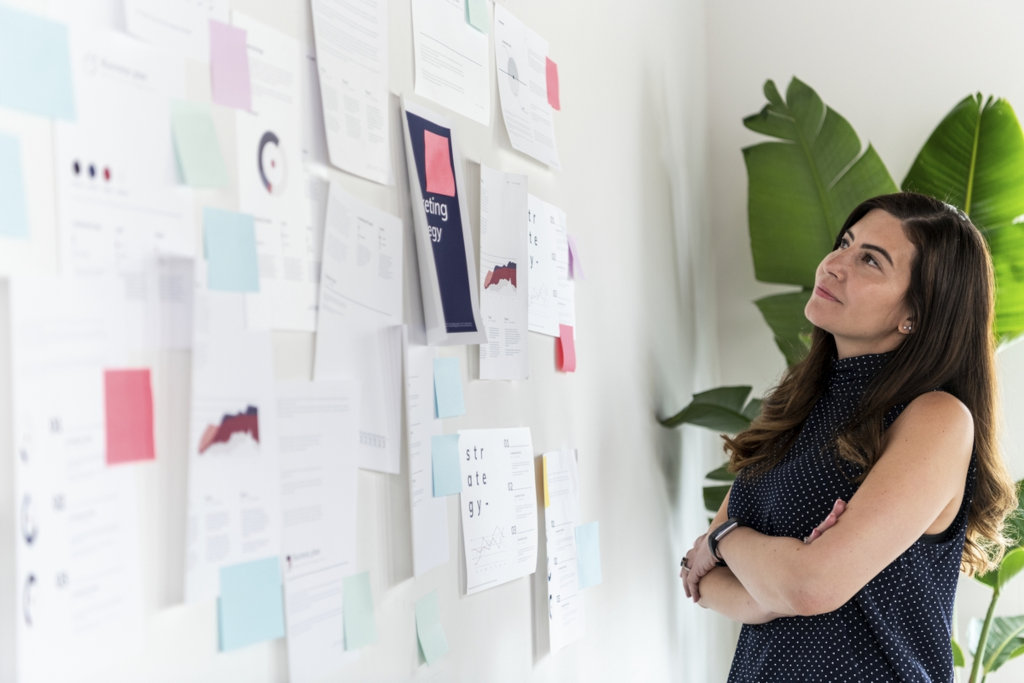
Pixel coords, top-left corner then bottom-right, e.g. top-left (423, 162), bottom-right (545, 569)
top-left (545, 57), bottom-right (560, 111)
top-left (104, 368), bottom-right (155, 465)
top-left (556, 324), bottom-right (576, 372)
top-left (424, 129), bottom-right (456, 197)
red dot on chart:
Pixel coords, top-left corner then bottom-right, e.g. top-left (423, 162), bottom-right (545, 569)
top-left (104, 167), bottom-right (111, 181)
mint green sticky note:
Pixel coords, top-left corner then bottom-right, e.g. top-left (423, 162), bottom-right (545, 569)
top-left (218, 557), bottom-right (285, 652)
top-left (575, 522), bottom-right (602, 589)
top-left (0, 133), bottom-right (29, 238)
top-left (465, 0), bottom-right (490, 33)
top-left (433, 357), bottom-right (465, 419)
top-left (431, 434), bottom-right (462, 497)
top-left (203, 207), bottom-right (260, 292)
top-left (343, 571), bottom-right (377, 650)
top-left (0, 6), bottom-right (75, 120)
top-left (415, 590), bottom-right (449, 665)
top-left (170, 100), bottom-right (228, 188)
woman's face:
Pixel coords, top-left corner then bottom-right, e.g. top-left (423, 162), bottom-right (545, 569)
top-left (805, 209), bottom-right (916, 359)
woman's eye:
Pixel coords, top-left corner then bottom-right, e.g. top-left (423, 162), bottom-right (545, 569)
top-left (862, 253), bottom-right (879, 268)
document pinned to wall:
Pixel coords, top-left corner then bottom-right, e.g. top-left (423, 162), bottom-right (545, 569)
top-left (493, 5), bottom-right (560, 168)
top-left (402, 99), bottom-right (487, 345)
top-left (232, 13), bottom-right (320, 332)
top-left (314, 182), bottom-right (404, 473)
top-left (124, 0), bottom-right (229, 62)
top-left (479, 165), bottom-right (529, 380)
top-left (543, 449), bottom-right (585, 652)
top-left (527, 194), bottom-right (571, 337)
top-left (185, 321), bottom-right (283, 603)
top-left (459, 427), bottom-right (538, 594)
top-left (278, 379), bottom-right (360, 681)
top-left (406, 344), bottom-right (450, 576)
top-left (310, 0), bottom-right (391, 184)
top-left (411, 0), bottom-right (490, 125)
top-left (0, 109), bottom-right (57, 277)
top-left (10, 276), bottom-right (144, 682)
top-left (55, 29), bottom-right (195, 357)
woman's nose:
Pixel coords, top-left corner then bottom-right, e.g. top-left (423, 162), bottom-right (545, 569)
top-left (823, 251), bottom-right (847, 279)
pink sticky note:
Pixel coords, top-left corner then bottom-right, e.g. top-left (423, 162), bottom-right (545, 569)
top-left (545, 57), bottom-right (560, 111)
top-left (424, 129), bottom-right (456, 197)
top-left (556, 324), bottom-right (576, 372)
top-left (567, 233), bottom-right (584, 280)
top-left (104, 368), bottom-right (155, 465)
top-left (210, 20), bottom-right (252, 111)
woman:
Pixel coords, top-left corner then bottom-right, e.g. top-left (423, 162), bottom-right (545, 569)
top-left (680, 192), bottom-right (1017, 681)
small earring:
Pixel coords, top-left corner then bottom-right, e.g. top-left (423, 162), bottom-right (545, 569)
top-left (903, 324), bottom-right (913, 332)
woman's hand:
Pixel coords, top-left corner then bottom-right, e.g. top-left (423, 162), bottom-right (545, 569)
top-left (680, 531), bottom-right (721, 603)
top-left (803, 498), bottom-right (846, 544)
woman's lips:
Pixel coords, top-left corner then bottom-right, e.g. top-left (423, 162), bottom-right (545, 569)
top-left (815, 286), bottom-right (839, 303)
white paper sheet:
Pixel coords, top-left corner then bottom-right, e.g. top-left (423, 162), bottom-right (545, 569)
top-left (0, 108), bottom-right (57, 277)
top-left (124, 0), bottom-right (229, 62)
top-left (314, 182), bottom-right (404, 473)
top-left (411, 0), bottom-right (490, 125)
top-left (493, 5), bottom-right (559, 167)
top-left (543, 449), bottom-right (585, 653)
top-left (459, 427), bottom-right (538, 594)
top-left (185, 321), bottom-right (283, 603)
top-left (48, 0), bottom-right (123, 30)
top-left (11, 276), bottom-right (144, 682)
top-left (479, 165), bottom-right (529, 379)
top-left (526, 194), bottom-right (570, 337)
top-left (278, 379), bottom-right (360, 682)
top-left (231, 13), bottom-right (317, 332)
top-left (406, 344), bottom-right (449, 576)
top-left (310, 0), bottom-right (391, 184)
top-left (54, 28), bottom-right (195, 358)
top-left (300, 43), bottom-right (330, 168)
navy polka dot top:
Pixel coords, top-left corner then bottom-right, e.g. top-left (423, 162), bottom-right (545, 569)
top-left (727, 351), bottom-right (975, 682)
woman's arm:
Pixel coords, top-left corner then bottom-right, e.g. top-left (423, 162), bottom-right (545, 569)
top-left (710, 391), bottom-right (973, 616)
top-left (697, 567), bottom-right (785, 624)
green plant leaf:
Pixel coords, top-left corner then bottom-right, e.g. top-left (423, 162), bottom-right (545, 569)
top-left (952, 638), bottom-right (965, 668)
top-left (998, 547), bottom-right (1024, 591)
top-left (979, 479), bottom-right (1024, 588)
top-left (902, 94), bottom-right (1024, 342)
top-left (705, 464), bottom-right (736, 482)
top-left (968, 615), bottom-right (1024, 673)
top-left (743, 77), bottom-right (899, 288)
top-left (754, 290), bottom-right (814, 366)
top-left (659, 386), bottom-right (755, 433)
top-left (742, 398), bottom-right (763, 422)
top-left (703, 484), bottom-right (731, 514)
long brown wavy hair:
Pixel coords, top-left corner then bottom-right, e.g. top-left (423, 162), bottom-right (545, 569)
top-left (725, 192), bottom-right (1017, 575)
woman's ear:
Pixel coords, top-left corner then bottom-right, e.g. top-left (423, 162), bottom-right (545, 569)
top-left (899, 317), bottom-right (915, 335)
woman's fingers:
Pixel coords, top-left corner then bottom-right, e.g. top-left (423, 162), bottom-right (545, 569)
top-left (804, 498), bottom-right (847, 544)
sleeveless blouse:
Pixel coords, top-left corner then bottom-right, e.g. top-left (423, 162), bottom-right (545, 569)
top-left (727, 352), bottom-right (975, 682)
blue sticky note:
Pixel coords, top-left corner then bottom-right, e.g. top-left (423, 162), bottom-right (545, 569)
top-left (415, 590), bottom-right (449, 664)
top-left (0, 133), bottom-right (29, 238)
top-left (218, 557), bottom-right (285, 652)
top-left (0, 6), bottom-right (75, 120)
top-left (431, 434), bottom-right (462, 497)
top-left (203, 207), bottom-right (260, 292)
top-left (465, 0), bottom-right (490, 33)
top-left (433, 357), bottom-right (465, 418)
top-left (575, 522), bottom-right (602, 589)
top-left (170, 100), bottom-right (228, 188)
top-left (343, 571), bottom-right (377, 650)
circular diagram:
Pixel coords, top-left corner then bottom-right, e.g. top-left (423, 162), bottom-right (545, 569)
top-left (257, 131), bottom-right (286, 196)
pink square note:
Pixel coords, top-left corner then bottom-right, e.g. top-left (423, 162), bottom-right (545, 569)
top-left (104, 368), bottom-right (156, 465)
top-left (545, 57), bottom-right (561, 111)
top-left (556, 324), bottom-right (576, 372)
top-left (424, 129), bottom-right (456, 197)
top-left (210, 20), bottom-right (252, 111)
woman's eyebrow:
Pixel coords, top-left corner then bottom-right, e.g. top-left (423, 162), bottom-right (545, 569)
top-left (845, 230), bottom-right (894, 266)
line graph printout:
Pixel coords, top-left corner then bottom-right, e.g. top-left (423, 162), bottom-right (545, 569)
top-left (478, 165), bottom-right (528, 380)
top-left (526, 194), bottom-right (568, 337)
top-left (186, 323), bottom-right (282, 602)
top-left (459, 427), bottom-right (537, 595)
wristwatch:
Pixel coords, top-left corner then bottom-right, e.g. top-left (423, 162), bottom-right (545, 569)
top-left (708, 518), bottom-right (743, 566)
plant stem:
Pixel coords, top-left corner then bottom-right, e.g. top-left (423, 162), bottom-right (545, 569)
top-left (970, 586), bottom-right (1000, 683)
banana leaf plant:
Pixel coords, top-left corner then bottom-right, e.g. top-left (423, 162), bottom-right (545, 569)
top-left (660, 77), bottom-right (1024, 678)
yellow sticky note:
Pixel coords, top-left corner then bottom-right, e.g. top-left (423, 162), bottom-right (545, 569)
top-left (542, 455), bottom-right (550, 508)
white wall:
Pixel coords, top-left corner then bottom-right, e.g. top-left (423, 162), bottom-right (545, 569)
top-left (706, 1), bottom-right (1024, 678)
top-left (0, 0), bottom-right (718, 681)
